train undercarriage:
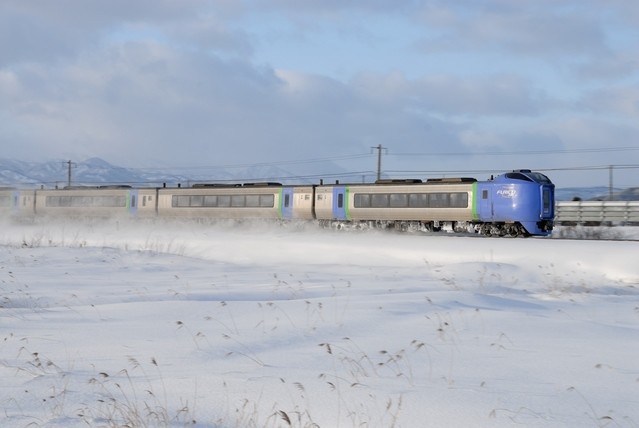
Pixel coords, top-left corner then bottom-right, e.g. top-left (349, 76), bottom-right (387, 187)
top-left (318, 219), bottom-right (530, 237)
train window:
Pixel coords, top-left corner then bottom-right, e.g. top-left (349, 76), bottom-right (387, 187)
top-left (543, 189), bottom-right (551, 213)
top-left (337, 193), bottom-right (344, 208)
top-left (371, 194), bottom-right (388, 208)
top-left (44, 195), bottom-right (128, 207)
top-left (390, 194), bottom-right (408, 208)
top-left (449, 193), bottom-right (468, 208)
top-left (505, 173), bottom-right (533, 182)
top-left (142, 196), bottom-right (146, 207)
top-left (409, 194), bottom-right (428, 208)
top-left (246, 195), bottom-right (260, 207)
top-left (529, 172), bottom-right (552, 184)
top-left (284, 194), bottom-right (290, 208)
top-left (482, 190), bottom-right (488, 199)
top-left (204, 195), bottom-right (217, 207)
top-left (354, 194), bottom-right (371, 208)
top-left (260, 194), bottom-right (274, 207)
top-left (170, 194), bottom-right (274, 208)
top-left (131, 195), bottom-right (136, 208)
top-left (231, 195), bottom-right (244, 207)
top-left (429, 193), bottom-right (448, 208)
top-left (352, 192), bottom-right (469, 209)
top-left (172, 195), bottom-right (190, 207)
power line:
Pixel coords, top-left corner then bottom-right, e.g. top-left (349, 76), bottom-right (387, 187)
top-left (128, 153), bottom-right (373, 171)
top-left (537, 164), bottom-right (639, 172)
top-left (390, 146), bottom-right (639, 157)
top-left (385, 164), bottom-right (639, 177)
top-left (120, 146), bottom-right (637, 173)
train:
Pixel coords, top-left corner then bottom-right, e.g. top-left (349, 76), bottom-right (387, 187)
top-left (0, 169), bottom-right (555, 237)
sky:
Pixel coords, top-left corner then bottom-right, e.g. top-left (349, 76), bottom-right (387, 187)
top-left (1, 0), bottom-right (639, 187)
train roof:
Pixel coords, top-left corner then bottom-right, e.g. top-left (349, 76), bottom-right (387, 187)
top-left (191, 182), bottom-right (283, 188)
top-left (426, 177), bottom-right (477, 183)
top-left (320, 177), bottom-right (479, 186)
top-left (63, 185), bottom-right (133, 190)
top-left (374, 179), bottom-right (423, 184)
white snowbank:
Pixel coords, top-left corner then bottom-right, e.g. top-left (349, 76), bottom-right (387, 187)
top-left (1, 220), bottom-right (638, 427)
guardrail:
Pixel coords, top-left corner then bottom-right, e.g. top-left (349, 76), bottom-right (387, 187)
top-left (555, 201), bottom-right (639, 225)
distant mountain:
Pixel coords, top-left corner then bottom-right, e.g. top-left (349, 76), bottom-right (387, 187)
top-left (556, 186), bottom-right (639, 201)
top-left (0, 157), bottom-right (342, 188)
top-left (616, 187), bottom-right (639, 201)
top-left (555, 187), bottom-right (611, 201)
top-left (0, 158), bottom-right (167, 187)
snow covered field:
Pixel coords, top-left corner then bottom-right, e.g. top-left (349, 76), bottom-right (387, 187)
top-left (1, 220), bottom-right (638, 427)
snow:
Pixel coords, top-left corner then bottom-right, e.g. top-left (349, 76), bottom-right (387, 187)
top-left (1, 220), bottom-right (638, 427)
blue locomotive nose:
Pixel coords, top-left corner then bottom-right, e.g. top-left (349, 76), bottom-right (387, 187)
top-left (476, 170), bottom-right (555, 236)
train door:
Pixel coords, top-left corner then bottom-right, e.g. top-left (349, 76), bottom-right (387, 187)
top-left (128, 190), bottom-right (138, 215)
top-left (280, 187), bottom-right (294, 219)
top-left (476, 184), bottom-right (494, 221)
top-left (332, 186), bottom-right (348, 220)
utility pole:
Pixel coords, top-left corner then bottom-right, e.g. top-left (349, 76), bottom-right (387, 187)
top-left (371, 144), bottom-right (387, 181)
top-left (609, 165), bottom-right (614, 201)
top-left (64, 160), bottom-right (77, 188)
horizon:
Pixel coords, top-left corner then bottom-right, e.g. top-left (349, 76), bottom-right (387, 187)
top-left (0, 157), bottom-right (636, 202)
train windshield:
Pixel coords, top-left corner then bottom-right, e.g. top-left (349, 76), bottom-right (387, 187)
top-left (527, 172), bottom-right (552, 184)
top-left (543, 188), bottom-right (553, 215)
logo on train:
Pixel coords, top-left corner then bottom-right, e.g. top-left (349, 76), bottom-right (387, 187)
top-left (496, 188), bottom-right (517, 198)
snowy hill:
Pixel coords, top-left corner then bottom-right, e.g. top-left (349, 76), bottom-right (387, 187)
top-left (0, 158), bottom-right (148, 187)
top-left (0, 158), bottom-right (316, 188)
top-left (556, 186), bottom-right (639, 201)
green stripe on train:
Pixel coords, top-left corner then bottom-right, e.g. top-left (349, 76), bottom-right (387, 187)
top-left (471, 182), bottom-right (479, 220)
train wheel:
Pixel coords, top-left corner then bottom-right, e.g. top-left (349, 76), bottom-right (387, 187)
top-left (479, 224), bottom-right (491, 236)
top-left (490, 224), bottom-right (504, 236)
top-left (506, 224), bottom-right (519, 237)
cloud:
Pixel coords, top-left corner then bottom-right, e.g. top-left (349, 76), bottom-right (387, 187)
top-left (347, 71), bottom-right (547, 121)
top-left (0, 0), bottom-right (638, 187)
top-left (578, 85), bottom-right (639, 119)
top-left (415, 1), bottom-right (609, 58)
top-left (0, 1), bottom-right (247, 65)
top-left (574, 51), bottom-right (639, 81)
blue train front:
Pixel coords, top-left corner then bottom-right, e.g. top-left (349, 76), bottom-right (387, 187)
top-left (475, 170), bottom-right (555, 236)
